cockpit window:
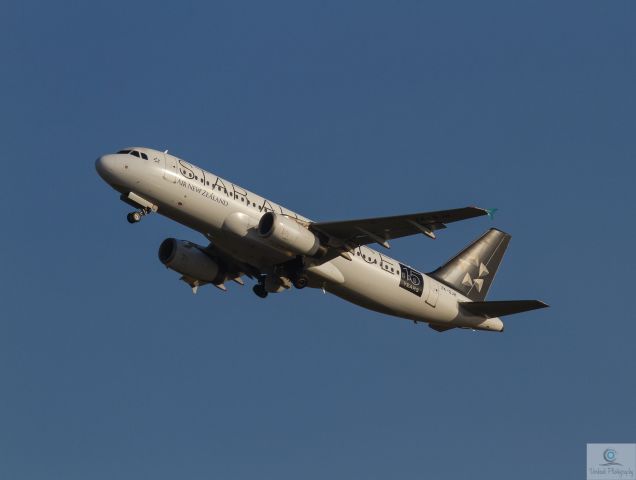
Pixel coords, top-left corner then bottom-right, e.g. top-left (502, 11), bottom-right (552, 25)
top-left (117, 149), bottom-right (148, 159)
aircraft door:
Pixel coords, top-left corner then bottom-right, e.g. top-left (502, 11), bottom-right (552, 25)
top-left (426, 282), bottom-right (439, 307)
top-left (163, 153), bottom-right (178, 183)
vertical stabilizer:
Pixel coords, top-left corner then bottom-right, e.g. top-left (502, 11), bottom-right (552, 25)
top-left (429, 229), bottom-right (511, 301)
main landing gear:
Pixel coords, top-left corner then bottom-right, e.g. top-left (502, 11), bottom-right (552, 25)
top-left (292, 274), bottom-right (309, 289)
top-left (126, 207), bottom-right (152, 224)
top-left (252, 283), bottom-right (268, 298)
top-left (251, 270), bottom-right (308, 299)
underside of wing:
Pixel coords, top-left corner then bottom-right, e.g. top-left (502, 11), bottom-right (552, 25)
top-left (309, 206), bottom-right (489, 249)
top-left (202, 237), bottom-right (261, 280)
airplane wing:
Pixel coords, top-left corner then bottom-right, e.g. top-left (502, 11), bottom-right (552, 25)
top-left (309, 206), bottom-right (490, 249)
top-left (202, 238), bottom-right (260, 278)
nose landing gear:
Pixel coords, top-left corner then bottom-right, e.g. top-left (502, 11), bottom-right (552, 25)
top-left (127, 211), bottom-right (142, 223)
top-left (126, 207), bottom-right (152, 224)
top-left (121, 193), bottom-right (157, 224)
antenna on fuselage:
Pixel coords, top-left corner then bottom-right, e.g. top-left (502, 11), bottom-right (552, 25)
top-left (164, 149), bottom-right (168, 153)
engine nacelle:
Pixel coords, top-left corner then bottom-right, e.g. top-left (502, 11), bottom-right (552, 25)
top-left (258, 212), bottom-right (321, 256)
top-left (158, 238), bottom-right (222, 283)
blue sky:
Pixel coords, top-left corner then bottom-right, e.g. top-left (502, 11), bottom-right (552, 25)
top-left (1, 1), bottom-right (634, 478)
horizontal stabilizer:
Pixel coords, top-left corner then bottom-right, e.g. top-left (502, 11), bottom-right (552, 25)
top-left (460, 300), bottom-right (548, 318)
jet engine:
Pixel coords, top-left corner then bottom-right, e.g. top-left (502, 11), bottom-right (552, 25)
top-left (258, 212), bottom-right (322, 256)
top-left (158, 238), bottom-right (223, 283)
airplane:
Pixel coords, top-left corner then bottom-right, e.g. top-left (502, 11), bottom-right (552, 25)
top-left (95, 147), bottom-right (548, 333)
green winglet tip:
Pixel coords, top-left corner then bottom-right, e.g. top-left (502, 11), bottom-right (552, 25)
top-left (485, 208), bottom-right (498, 220)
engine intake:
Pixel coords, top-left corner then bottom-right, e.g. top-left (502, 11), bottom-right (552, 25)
top-left (258, 212), bottom-right (321, 256)
top-left (158, 238), bottom-right (222, 283)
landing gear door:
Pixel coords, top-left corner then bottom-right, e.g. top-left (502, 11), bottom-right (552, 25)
top-left (163, 153), bottom-right (178, 183)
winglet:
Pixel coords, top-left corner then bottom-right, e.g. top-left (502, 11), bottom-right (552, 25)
top-left (486, 208), bottom-right (498, 220)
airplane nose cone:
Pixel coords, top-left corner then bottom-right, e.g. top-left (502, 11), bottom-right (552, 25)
top-left (95, 154), bottom-right (117, 181)
top-left (95, 155), bottom-right (105, 174)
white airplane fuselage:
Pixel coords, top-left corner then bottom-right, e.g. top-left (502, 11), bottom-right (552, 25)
top-left (96, 147), bottom-right (504, 332)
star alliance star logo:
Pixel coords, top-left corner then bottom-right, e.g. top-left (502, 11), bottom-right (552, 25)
top-left (460, 257), bottom-right (489, 292)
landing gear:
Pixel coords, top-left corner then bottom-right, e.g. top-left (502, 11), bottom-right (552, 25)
top-left (126, 207), bottom-right (151, 224)
top-left (127, 211), bottom-right (142, 223)
top-left (292, 274), bottom-right (309, 289)
top-left (252, 284), bottom-right (268, 298)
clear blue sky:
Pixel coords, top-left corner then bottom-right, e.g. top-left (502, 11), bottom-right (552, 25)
top-left (1, 1), bottom-right (634, 478)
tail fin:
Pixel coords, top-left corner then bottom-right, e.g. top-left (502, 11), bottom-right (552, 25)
top-left (430, 228), bottom-right (510, 301)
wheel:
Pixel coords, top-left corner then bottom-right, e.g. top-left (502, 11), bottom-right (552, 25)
top-left (127, 211), bottom-right (142, 223)
top-left (293, 275), bottom-right (309, 289)
top-left (253, 284), bottom-right (268, 298)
